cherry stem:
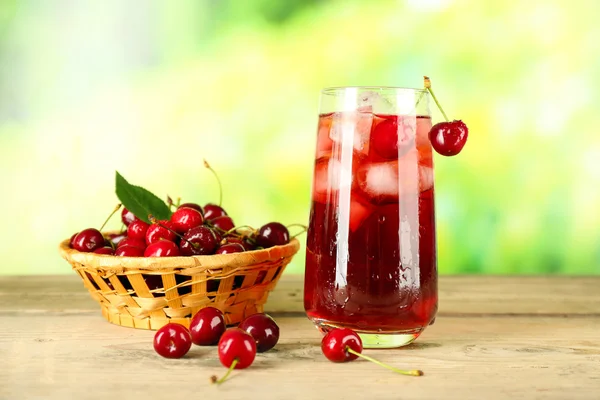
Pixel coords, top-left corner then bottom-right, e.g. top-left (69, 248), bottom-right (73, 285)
top-left (224, 225), bottom-right (255, 237)
top-left (204, 159), bottom-right (223, 207)
top-left (99, 204), bottom-right (122, 232)
top-left (287, 224), bottom-right (308, 240)
top-left (148, 214), bottom-right (200, 249)
top-left (346, 348), bottom-right (423, 377)
top-left (212, 358), bottom-right (238, 385)
top-left (167, 195), bottom-right (174, 210)
top-left (423, 76), bottom-right (449, 122)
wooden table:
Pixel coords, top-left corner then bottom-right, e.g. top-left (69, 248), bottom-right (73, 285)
top-left (1, 275), bottom-right (599, 400)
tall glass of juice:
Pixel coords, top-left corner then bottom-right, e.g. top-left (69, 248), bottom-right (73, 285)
top-left (304, 87), bottom-right (437, 348)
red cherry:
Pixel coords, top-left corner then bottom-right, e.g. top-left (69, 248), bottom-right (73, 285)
top-left (189, 307), bottom-right (226, 346)
top-left (371, 118), bottom-right (399, 159)
top-left (211, 215), bottom-right (235, 232)
top-left (72, 228), bottom-right (105, 252)
top-left (215, 243), bottom-right (245, 255)
top-left (121, 208), bottom-right (137, 226)
top-left (371, 116), bottom-right (414, 159)
top-left (115, 245), bottom-right (145, 257)
top-left (105, 232), bottom-right (126, 246)
top-left (203, 203), bottom-right (227, 220)
top-left (238, 313), bottom-right (280, 353)
top-left (144, 240), bottom-right (180, 257)
top-left (218, 328), bottom-right (256, 369)
top-left (321, 328), bottom-right (362, 363)
top-left (255, 222), bottom-right (290, 248)
top-left (144, 275), bottom-right (163, 291)
top-left (93, 246), bottom-right (114, 255)
top-left (428, 120), bottom-right (468, 156)
top-left (117, 237), bottom-right (146, 250)
top-left (178, 202), bottom-right (203, 213)
top-left (321, 328), bottom-right (424, 376)
top-left (211, 328), bottom-right (257, 385)
top-left (69, 232), bottom-right (78, 248)
top-left (146, 220), bottom-right (177, 245)
top-left (223, 236), bottom-right (254, 251)
top-left (170, 207), bottom-right (204, 234)
top-left (180, 226), bottom-right (219, 256)
top-left (153, 323), bottom-right (192, 359)
top-left (127, 219), bottom-right (150, 241)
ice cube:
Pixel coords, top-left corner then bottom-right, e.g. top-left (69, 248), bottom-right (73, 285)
top-left (316, 116), bottom-right (333, 157)
top-left (357, 161), bottom-right (400, 202)
top-left (311, 156), bottom-right (352, 203)
top-left (419, 165), bottom-right (434, 192)
top-left (356, 155), bottom-right (431, 202)
top-left (357, 91), bottom-right (395, 114)
top-left (329, 111), bottom-right (373, 155)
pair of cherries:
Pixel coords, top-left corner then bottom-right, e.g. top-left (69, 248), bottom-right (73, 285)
top-left (153, 308), bottom-right (279, 384)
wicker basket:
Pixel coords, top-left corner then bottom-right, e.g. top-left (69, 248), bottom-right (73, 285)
top-left (58, 235), bottom-right (300, 330)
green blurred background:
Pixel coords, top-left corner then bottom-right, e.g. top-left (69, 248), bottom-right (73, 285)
top-left (1, 0), bottom-right (598, 276)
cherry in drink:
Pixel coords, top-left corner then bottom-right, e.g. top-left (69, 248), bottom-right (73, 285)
top-left (304, 87), bottom-right (437, 348)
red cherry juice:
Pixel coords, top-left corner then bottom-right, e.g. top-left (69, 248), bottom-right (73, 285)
top-left (304, 111), bottom-right (437, 334)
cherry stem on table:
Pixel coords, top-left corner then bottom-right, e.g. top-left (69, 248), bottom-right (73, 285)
top-left (213, 358), bottom-right (239, 385)
top-left (346, 348), bottom-right (424, 377)
top-left (423, 76), bottom-right (449, 122)
top-left (99, 203), bottom-right (122, 232)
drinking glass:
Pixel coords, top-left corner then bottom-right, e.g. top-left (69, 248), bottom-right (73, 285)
top-left (304, 87), bottom-right (437, 348)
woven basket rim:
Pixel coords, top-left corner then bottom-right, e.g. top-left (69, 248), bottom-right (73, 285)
top-left (59, 235), bottom-right (301, 271)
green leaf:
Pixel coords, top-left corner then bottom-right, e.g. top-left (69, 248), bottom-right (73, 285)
top-left (115, 171), bottom-right (172, 224)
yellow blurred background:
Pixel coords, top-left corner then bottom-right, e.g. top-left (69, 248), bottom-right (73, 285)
top-left (1, 0), bottom-right (598, 275)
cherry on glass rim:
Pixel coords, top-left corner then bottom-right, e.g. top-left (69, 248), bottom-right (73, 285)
top-left (428, 120), bottom-right (468, 156)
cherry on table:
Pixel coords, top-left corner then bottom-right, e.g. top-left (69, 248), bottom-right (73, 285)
top-left (146, 220), bottom-right (178, 245)
top-left (153, 323), bottom-right (192, 359)
top-left (144, 240), bottom-right (180, 257)
top-left (321, 328), bottom-right (424, 376)
top-left (127, 219), bottom-right (150, 241)
top-left (215, 243), bottom-right (245, 255)
top-left (170, 207), bottom-right (204, 234)
top-left (238, 313), bottom-right (280, 353)
top-left (428, 120), bottom-right (468, 156)
top-left (321, 328), bottom-right (362, 362)
top-left (255, 222), bottom-right (290, 248)
top-left (180, 226), bottom-right (219, 256)
top-left (115, 245), bottom-right (145, 257)
top-left (212, 328), bottom-right (257, 385)
top-left (189, 307), bottom-right (226, 346)
top-left (121, 208), bottom-right (137, 226)
top-left (203, 203), bottom-right (227, 221)
top-left (72, 228), bottom-right (105, 252)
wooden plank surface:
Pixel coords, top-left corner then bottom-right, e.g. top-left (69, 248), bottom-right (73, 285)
top-left (1, 275), bottom-right (600, 400)
top-left (1, 274), bottom-right (600, 315)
